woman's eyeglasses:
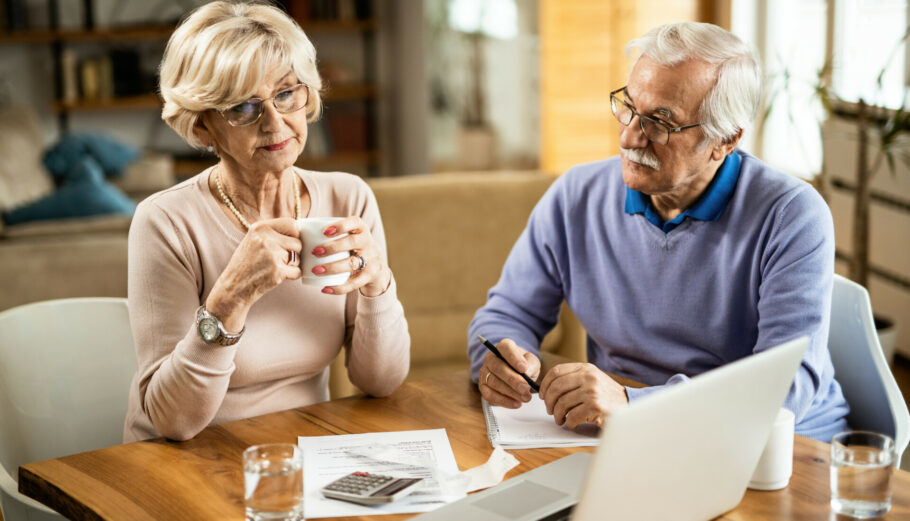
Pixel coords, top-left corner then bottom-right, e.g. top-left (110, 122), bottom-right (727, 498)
top-left (219, 83), bottom-right (309, 126)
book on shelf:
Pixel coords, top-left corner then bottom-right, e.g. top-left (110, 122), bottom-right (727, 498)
top-left (79, 58), bottom-right (100, 100)
top-left (110, 49), bottom-right (145, 97)
top-left (60, 48), bottom-right (79, 103)
top-left (78, 55), bottom-right (114, 101)
top-left (61, 48), bottom-right (153, 104)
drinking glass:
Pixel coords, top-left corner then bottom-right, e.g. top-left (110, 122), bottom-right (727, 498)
top-left (830, 430), bottom-right (895, 519)
top-left (244, 443), bottom-right (304, 521)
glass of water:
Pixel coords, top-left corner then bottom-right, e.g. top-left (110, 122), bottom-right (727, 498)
top-left (830, 431), bottom-right (895, 519)
top-left (243, 443), bottom-right (304, 521)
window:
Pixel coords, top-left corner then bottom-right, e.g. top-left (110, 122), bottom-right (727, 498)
top-left (733, 0), bottom-right (909, 179)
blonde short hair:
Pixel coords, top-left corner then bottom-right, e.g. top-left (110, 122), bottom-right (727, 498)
top-left (159, 1), bottom-right (323, 148)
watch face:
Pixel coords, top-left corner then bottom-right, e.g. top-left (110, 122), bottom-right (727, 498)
top-left (199, 317), bottom-right (220, 342)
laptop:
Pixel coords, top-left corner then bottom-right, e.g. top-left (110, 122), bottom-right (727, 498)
top-left (413, 336), bottom-right (810, 521)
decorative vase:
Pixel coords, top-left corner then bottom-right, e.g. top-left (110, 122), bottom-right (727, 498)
top-left (457, 125), bottom-right (498, 170)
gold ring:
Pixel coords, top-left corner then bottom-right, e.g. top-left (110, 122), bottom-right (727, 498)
top-left (485, 372), bottom-right (491, 385)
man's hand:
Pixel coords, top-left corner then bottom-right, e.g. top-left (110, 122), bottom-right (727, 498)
top-left (539, 363), bottom-right (628, 429)
top-left (478, 338), bottom-right (541, 408)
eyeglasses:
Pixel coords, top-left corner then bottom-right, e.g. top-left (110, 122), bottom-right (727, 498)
top-left (219, 83), bottom-right (309, 126)
top-left (610, 86), bottom-right (702, 145)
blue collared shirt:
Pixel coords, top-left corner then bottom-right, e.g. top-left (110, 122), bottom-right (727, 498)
top-left (624, 152), bottom-right (742, 232)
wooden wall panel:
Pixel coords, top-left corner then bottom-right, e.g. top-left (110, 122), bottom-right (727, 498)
top-left (539, 0), bottom-right (710, 175)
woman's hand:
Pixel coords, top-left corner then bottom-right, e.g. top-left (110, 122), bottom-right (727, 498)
top-left (205, 218), bottom-right (302, 331)
top-left (309, 216), bottom-right (392, 297)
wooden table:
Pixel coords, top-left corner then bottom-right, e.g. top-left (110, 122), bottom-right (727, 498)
top-left (18, 371), bottom-right (910, 520)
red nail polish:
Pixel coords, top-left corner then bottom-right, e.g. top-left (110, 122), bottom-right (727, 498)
top-left (312, 246), bottom-right (325, 256)
top-left (324, 226), bottom-right (337, 236)
top-left (321, 287), bottom-right (334, 294)
top-left (312, 266), bottom-right (326, 274)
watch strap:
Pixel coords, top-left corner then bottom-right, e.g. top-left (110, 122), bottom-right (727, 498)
top-left (196, 305), bottom-right (244, 346)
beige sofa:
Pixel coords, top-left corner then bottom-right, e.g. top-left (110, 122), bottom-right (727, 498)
top-left (0, 171), bottom-right (586, 397)
top-left (0, 102), bottom-right (172, 312)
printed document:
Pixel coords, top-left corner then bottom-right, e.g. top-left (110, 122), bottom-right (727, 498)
top-left (483, 396), bottom-right (601, 449)
top-left (298, 429), bottom-right (464, 518)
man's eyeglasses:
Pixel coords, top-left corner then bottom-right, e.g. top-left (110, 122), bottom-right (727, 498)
top-left (219, 83), bottom-right (309, 126)
top-left (610, 86), bottom-right (702, 145)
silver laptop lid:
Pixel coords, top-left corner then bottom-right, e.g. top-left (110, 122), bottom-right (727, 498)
top-left (571, 336), bottom-right (809, 521)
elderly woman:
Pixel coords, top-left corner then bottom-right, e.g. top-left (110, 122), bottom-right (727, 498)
top-left (123, 1), bottom-right (409, 442)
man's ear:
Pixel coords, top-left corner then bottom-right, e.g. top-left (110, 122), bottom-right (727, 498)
top-left (710, 128), bottom-right (743, 161)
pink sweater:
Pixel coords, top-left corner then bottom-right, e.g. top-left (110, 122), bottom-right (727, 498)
top-left (123, 168), bottom-right (410, 442)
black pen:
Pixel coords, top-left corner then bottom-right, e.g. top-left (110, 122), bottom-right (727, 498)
top-left (477, 334), bottom-right (540, 392)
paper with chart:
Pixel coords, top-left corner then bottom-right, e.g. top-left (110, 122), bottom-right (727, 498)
top-left (483, 396), bottom-right (601, 449)
top-left (298, 429), bottom-right (465, 518)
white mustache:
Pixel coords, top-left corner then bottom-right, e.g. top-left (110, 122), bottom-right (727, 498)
top-left (620, 147), bottom-right (660, 170)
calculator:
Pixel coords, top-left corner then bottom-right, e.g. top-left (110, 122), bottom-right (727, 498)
top-left (320, 471), bottom-right (423, 505)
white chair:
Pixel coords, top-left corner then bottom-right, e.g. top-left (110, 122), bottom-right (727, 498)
top-left (828, 274), bottom-right (910, 467)
top-left (0, 298), bottom-right (137, 520)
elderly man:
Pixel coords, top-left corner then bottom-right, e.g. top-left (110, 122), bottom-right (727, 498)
top-left (468, 22), bottom-right (849, 442)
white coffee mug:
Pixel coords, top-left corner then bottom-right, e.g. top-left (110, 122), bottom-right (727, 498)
top-left (748, 407), bottom-right (795, 490)
top-left (296, 217), bottom-right (350, 287)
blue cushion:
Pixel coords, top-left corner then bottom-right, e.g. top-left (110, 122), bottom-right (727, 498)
top-left (2, 157), bottom-right (135, 225)
top-left (43, 133), bottom-right (139, 181)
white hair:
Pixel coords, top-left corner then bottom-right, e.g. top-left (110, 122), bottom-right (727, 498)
top-left (159, 1), bottom-right (323, 148)
top-left (625, 22), bottom-right (762, 144)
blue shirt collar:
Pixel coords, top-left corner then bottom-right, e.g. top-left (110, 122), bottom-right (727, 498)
top-left (624, 151), bottom-right (742, 233)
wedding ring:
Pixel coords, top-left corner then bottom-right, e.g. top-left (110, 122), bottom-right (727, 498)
top-left (354, 255), bottom-right (366, 271)
top-left (287, 250), bottom-right (298, 265)
top-left (485, 372), bottom-right (491, 385)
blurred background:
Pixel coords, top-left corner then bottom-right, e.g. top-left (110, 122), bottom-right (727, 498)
top-left (0, 0), bottom-right (909, 425)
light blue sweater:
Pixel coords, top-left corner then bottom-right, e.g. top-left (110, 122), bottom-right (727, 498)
top-left (468, 150), bottom-right (849, 442)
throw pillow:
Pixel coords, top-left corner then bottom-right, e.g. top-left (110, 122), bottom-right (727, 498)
top-left (44, 133), bottom-right (139, 181)
top-left (1, 156), bottom-right (136, 225)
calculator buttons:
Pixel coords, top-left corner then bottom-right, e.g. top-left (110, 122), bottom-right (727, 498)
top-left (320, 472), bottom-right (423, 505)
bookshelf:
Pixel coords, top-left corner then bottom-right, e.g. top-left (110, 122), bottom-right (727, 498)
top-left (1, 0), bottom-right (383, 177)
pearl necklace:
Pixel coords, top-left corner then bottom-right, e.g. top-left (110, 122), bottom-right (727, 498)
top-left (214, 168), bottom-right (301, 231)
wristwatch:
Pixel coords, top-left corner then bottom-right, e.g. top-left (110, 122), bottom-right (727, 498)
top-left (195, 305), bottom-right (244, 346)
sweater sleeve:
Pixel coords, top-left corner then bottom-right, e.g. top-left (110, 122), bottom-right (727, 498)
top-left (127, 199), bottom-right (237, 441)
top-left (753, 185), bottom-right (835, 424)
top-left (467, 178), bottom-right (568, 382)
top-left (625, 186), bottom-right (836, 425)
top-left (342, 179), bottom-right (410, 396)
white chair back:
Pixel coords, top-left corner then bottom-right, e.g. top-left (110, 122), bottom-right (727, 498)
top-left (828, 274), bottom-right (910, 467)
top-left (0, 298), bottom-right (137, 520)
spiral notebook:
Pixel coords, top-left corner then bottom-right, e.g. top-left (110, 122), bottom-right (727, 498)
top-left (481, 396), bottom-right (601, 449)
